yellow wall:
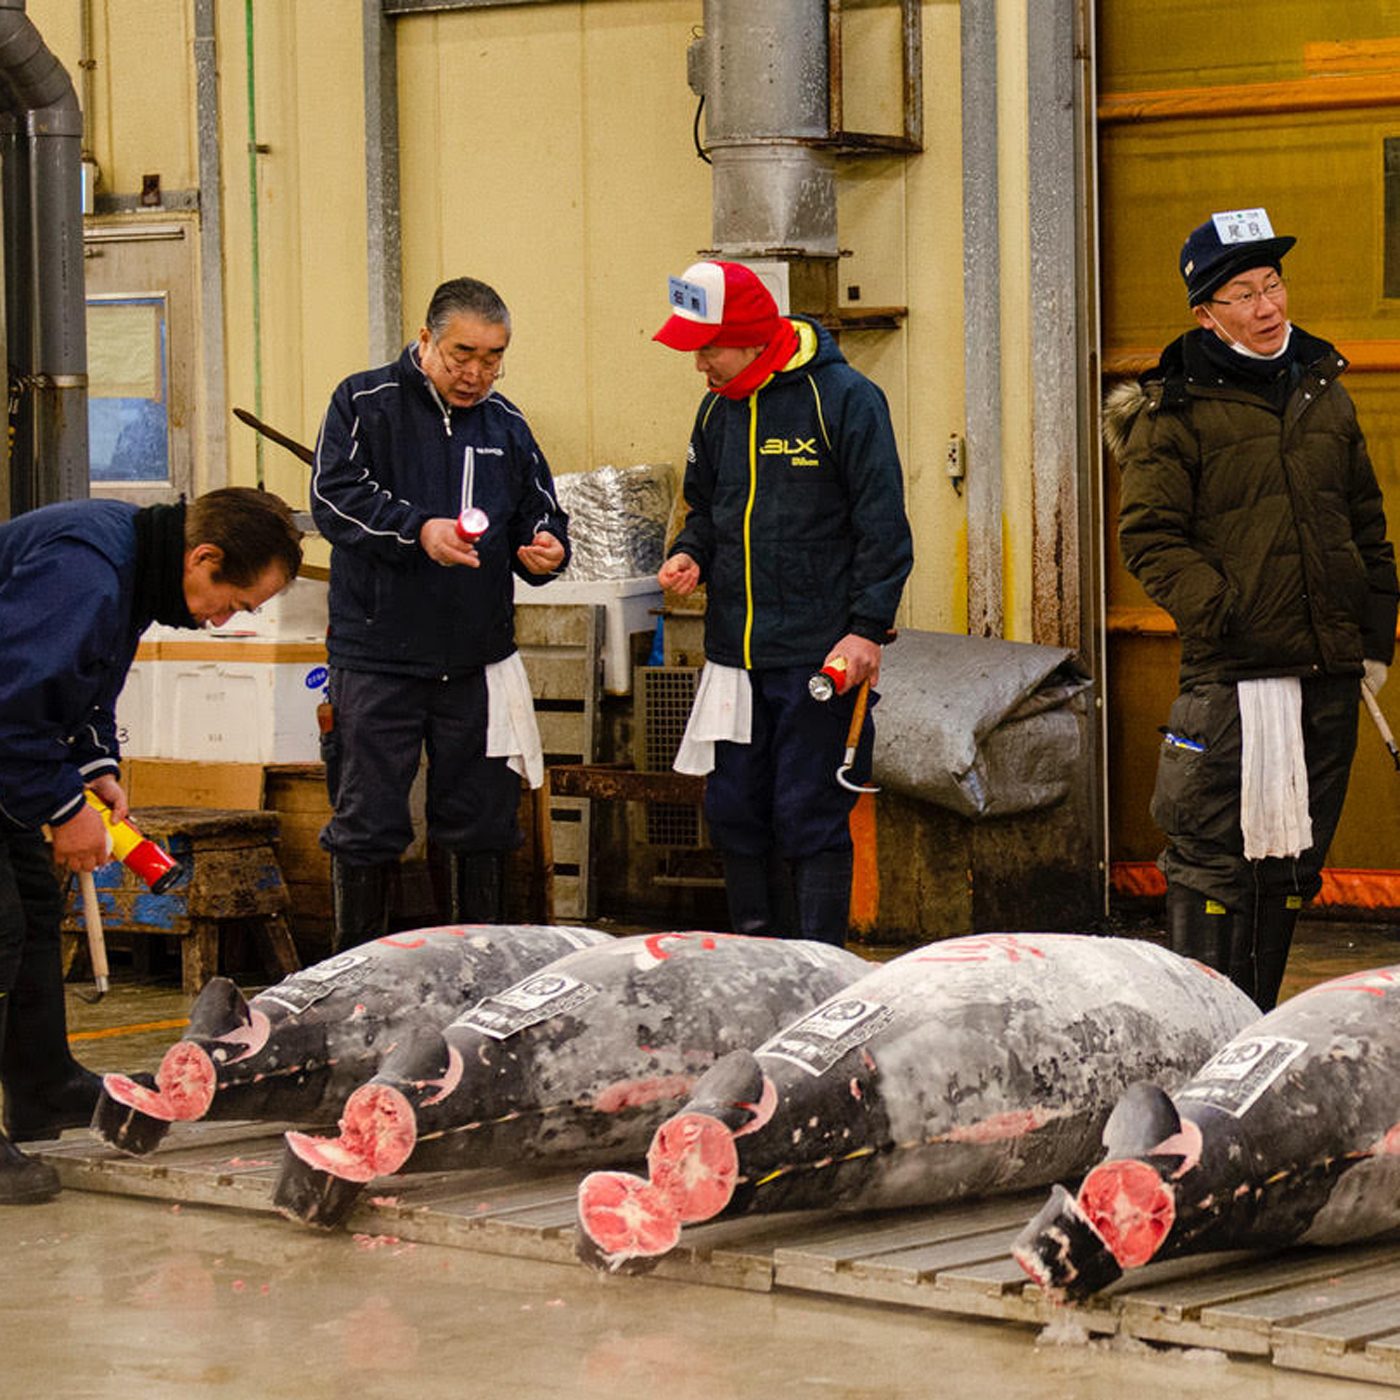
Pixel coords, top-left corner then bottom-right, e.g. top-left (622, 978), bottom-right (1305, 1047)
top-left (29, 0), bottom-right (1045, 641)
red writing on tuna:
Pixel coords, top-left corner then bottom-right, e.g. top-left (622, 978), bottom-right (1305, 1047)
top-left (910, 934), bottom-right (1048, 965)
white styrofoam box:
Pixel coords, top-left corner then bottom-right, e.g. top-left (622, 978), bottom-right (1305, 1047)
top-left (514, 574), bottom-right (662, 695)
top-left (149, 640), bottom-right (328, 764)
top-left (114, 659), bottom-right (157, 757)
top-left (206, 575), bottom-right (329, 641)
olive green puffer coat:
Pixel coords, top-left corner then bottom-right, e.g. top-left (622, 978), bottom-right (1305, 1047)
top-left (1108, 326), bottom-right (1397, 688)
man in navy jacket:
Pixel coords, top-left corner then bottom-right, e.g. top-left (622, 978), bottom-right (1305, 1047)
top-left (655, 261), bottom-right (912, 944)
top-left (0, 487), bottom-right (301, 1203)
top-left (311, 277), bottom-right (569, 946)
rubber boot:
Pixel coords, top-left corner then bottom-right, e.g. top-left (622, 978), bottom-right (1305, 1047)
top-left (0, 939), bottom-right (101, 1142)
top-left (0, 995), bottom-right (60, 1202)
top-left (1163, 882), bottom-right (1231, 976)
top-left (1253, 894), bottom-right (1303, 1013)
top-left (791, 847), bottom-right (853, 948)
top-left (330, 857), bottom-right (394, 952)
top-left (443, 851), bottom-right (505, 926)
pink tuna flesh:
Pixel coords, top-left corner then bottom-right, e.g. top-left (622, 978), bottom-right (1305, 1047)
top-left (102, 1041), bottom-right (217, 1122)
top-left (284, 1083), bottom-right (418, 1183)
top-left (577, 1170), bottom-right (680, 1264)
top-left (647, 1111), bottom-right (739, 1224)
top-left (1077, 1158), bottom-right (1176, 1269)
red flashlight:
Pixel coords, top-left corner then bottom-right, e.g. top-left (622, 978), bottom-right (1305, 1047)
top-left (808, 657), bottom-right (849, 703)
top-left (455, 507), bottom-right (489, 543)
top-left (83, 792), bottom-right (185, 894)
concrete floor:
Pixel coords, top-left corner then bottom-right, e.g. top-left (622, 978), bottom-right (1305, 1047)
top-left (4, 918), bottom-right (1399, 1400)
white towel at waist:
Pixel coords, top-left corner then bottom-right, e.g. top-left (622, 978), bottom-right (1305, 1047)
top-left (485, 651), bottom-right (544, 789)
top-left (1238, 676), bottom-right (1311, 861)
top-left (673, 662), bottom-right (752, 776)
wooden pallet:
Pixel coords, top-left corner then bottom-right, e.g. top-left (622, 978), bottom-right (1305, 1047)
top-left (32, 1122), bottom-right (1400, 1388)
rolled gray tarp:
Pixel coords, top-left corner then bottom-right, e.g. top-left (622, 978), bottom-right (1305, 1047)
top-left (870, 629), bottom-right (1092, 820)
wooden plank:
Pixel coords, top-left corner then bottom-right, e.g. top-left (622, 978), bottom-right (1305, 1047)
top-left (514, 605), bottom-right (597, 649)
top-left (537, 708), bottom-right (588, 755)
top-left (1271, 1276), bottom-right (1400, 1356)
top-left (1198, 1245), bottom-right (1400, 1336)
top-left (519, 652), bottom-right (595, 701)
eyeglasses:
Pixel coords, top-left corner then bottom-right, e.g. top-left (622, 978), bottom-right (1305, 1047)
top-left (434, 339), bottom-right (505, 375)
top-left (1209, 277), bottom-right (1287, 310)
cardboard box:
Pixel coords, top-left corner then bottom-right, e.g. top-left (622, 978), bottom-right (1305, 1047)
top-left (122, 757), bottom-right (267, 810)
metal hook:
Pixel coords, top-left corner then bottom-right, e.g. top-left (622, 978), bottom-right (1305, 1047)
top-left (835, 677), bottom-right (879, 794)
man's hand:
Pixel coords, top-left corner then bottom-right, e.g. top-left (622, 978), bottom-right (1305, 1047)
top-left (824, 634), bottom-right (883, 690)
top-left (517, 531), bottom-right (565, 575)
top-left (420, 517), bottom-right (481, 568)
top-left (50, 804), bottom-right (110, 874)
top-left (1364, 659), bottom-right (1389, 696)
top-left (658, 552), bottom-right (701, 596)
top-left (87, 774), bottom-right (129, 826)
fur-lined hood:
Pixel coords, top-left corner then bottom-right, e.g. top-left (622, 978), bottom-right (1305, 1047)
top-left (1102, 378), bottom-right (1149, 460)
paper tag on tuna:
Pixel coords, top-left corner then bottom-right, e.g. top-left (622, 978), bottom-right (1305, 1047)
top-left (260, 952), bottom-right (371, 1014)
top-left (462, 972), bottom-right (598, 1040)
top-left (757, 996), bottom-right (894, 1077)
top-left (1176, 1034), bottom-right (1307, 1118)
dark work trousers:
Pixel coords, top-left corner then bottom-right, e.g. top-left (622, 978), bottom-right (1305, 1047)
top-left (0, 825), bottom-right (63, 1000)
top-left (704, 666), bottom-right (875, 860)
top-left (319, 666), bottom-right (523, 866)
top-left (1151, 673), bottom-right (1360, 911)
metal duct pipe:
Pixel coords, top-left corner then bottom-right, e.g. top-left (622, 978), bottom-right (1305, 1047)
top-left (692, 0), bottom-right (837, 258)
top-left (0, 0), bottom-right (88, 513)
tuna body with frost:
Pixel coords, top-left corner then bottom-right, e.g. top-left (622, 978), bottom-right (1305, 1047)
top-left (94, 924), bottom-right (609, 1153)
top-left (276, 931), bottom-right (868, 1227)
top-left (575, 933), bottom-right (1259, 1269)
top-left (1015, 962), bottom-right (1400, 1301)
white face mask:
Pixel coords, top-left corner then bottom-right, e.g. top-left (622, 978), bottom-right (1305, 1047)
top-left (1203, 315), bottom-right (1293, 361)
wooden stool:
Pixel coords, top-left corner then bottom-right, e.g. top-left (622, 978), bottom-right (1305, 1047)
top-left (61, 806), bottom-right (301, 995)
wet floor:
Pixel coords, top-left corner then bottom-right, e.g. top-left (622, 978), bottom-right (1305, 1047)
top-left (5, 917), bottom-right (1399, 1400)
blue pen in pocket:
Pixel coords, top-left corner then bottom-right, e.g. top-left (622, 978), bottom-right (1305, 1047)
top-left (1163, 730), bottom-right (1205, 753)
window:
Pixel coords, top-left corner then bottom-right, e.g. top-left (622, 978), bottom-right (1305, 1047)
top-left (86, 293), bottom-right (170, 483)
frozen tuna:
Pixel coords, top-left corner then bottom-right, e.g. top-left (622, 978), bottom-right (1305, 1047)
top-left (94, 923), bottom-right (609, 1154)
top-left (575, 933), bottom-right (1258, 1270)
top-left (1014, 962), bottom-right (1400, 1301)
top-left (274, 931), bottom-right (868, 1228)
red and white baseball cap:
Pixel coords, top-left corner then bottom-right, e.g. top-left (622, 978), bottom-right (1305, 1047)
top-left (653, 260), bottom-right (782, 351)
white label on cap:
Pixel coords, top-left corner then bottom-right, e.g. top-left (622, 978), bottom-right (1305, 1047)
top-left (1212, 208), bottom-right (1275, 244)
top-left (668, 276), bottom-right (709, 318)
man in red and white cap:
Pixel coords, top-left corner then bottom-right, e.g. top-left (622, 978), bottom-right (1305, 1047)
top-left (655, 260), bottom-right (912, 946)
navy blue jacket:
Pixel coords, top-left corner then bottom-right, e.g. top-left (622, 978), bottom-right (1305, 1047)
top-left (669, 317), bottom-right (913, 669)
top-left (0, 499), bottom-right (144, 829)
top-left (311, 344), bottom-right (570, 677)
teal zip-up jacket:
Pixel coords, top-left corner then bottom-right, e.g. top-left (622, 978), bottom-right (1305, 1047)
top-left (667, 316), bottom-right (913, 670)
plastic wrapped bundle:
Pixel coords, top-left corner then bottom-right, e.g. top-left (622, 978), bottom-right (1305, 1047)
top-left (556, 463), bottom-right (676, 581)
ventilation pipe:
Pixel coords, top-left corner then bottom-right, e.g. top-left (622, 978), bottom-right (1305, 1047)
top-left (688, 0), bottom-right (838, 313)
top-left (0, 0), bottom-right (88, 515)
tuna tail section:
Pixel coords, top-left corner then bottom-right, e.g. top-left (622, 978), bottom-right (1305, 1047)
top-left (1102, 1081), bottom-right (1182, 1160)
top-left (1012, 1183), bottom-right (1124, 1301)
top-left (91, 1071), bottom-right (172, 1155)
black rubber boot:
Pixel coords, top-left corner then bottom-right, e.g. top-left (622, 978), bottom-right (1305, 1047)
top-left (0, 996), bottom-right (60, 1202)
top-left (443, 851), bottom-right (505, 926)
top-left (720, 852), bottom-right (795, 938)
top-left (1253, 895), bottom-right (1303, 1013)
top-left (330, 857), bottom-right (395, 952)
top-left (792, 847), bottom-right (853, 948)
top-left (0, 941), bottom-right (101, 1142)
top-left (1163, 882), bottom-right (1231, 976)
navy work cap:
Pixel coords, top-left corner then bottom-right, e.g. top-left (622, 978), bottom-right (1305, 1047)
top-left (1180, 209), bottom-right (1296, 306)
